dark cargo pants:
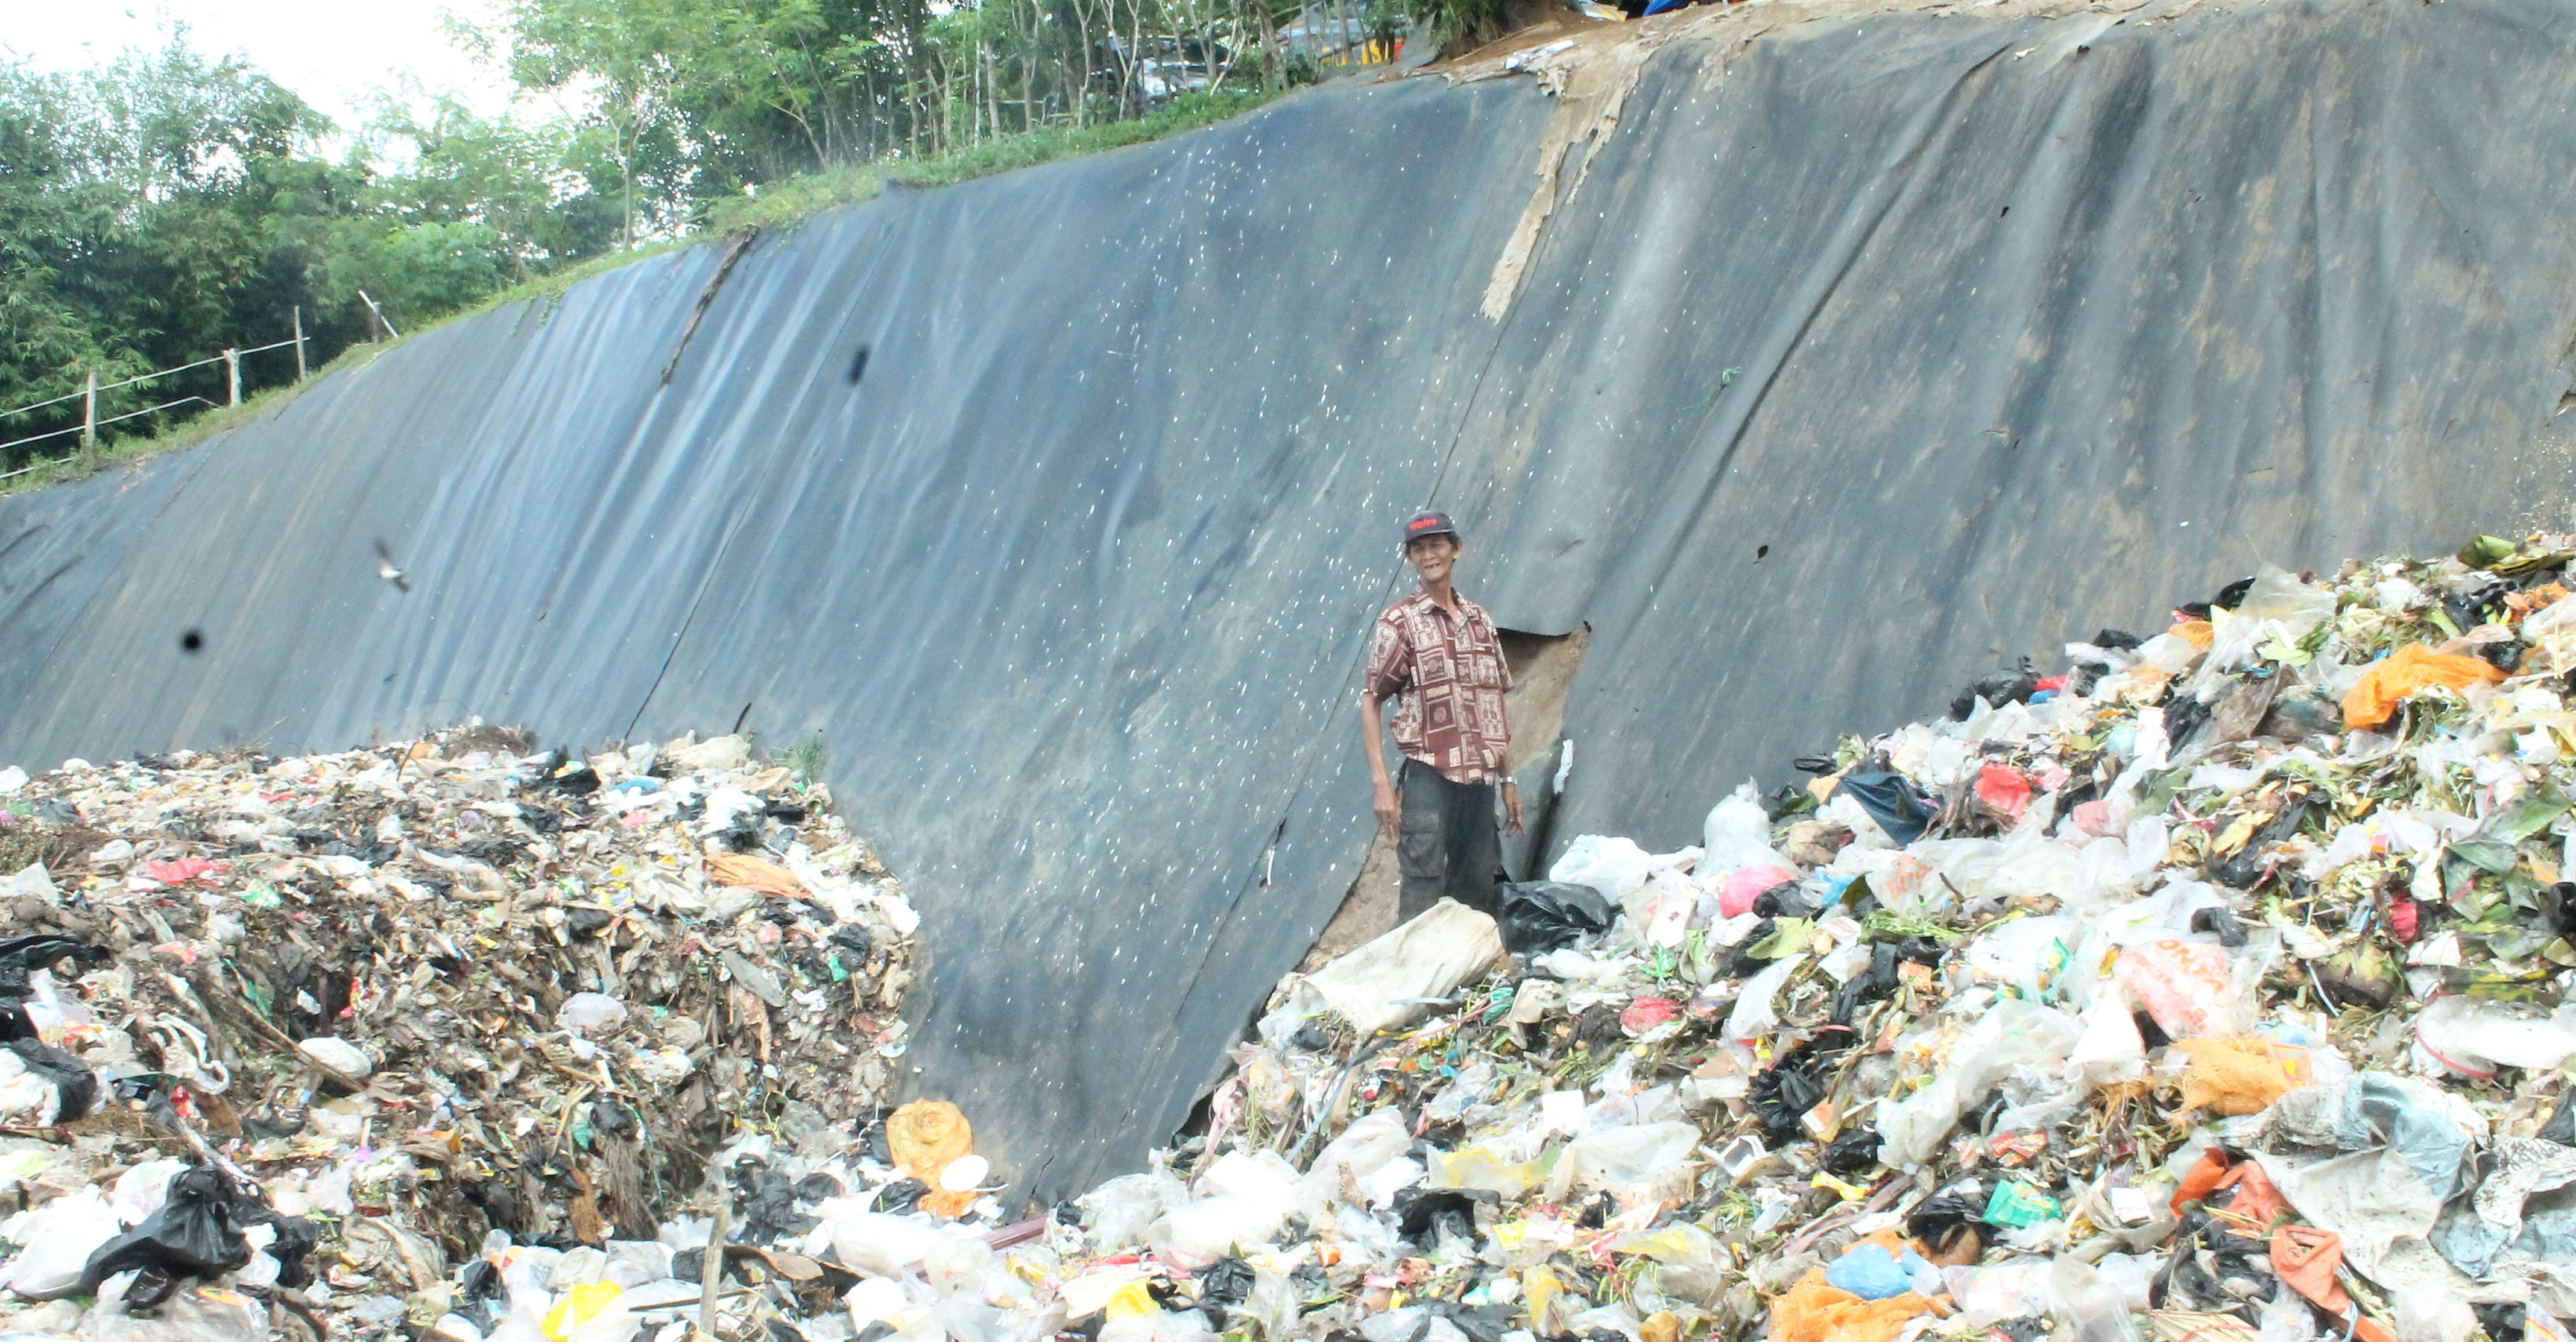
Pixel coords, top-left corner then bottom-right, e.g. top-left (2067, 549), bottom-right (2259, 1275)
top-left (1397, 757), bottom-right (1504, 922)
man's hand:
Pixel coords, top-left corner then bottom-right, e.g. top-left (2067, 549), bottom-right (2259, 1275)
top-left (1503, 782), bottom-right (1525, 836)
top-left (1373, 779), bottom-right (1401, 837)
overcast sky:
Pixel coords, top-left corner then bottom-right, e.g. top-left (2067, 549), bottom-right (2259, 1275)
top-left (1, 0), bottom-right (520, 130)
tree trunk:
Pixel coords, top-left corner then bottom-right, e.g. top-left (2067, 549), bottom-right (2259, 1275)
top-left (1071, 0), bottom-right (1097, 125)
top-left (983, 40), bottom-right (1000, 142)
top-left (1213, 0), bottom-right (1243, 87)
top-left (1020, 1), bottom-right (1040, 129)
top-left (1115, 0), bottom-right (1143, 115)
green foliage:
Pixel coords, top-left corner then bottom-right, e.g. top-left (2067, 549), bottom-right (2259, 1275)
top-left (701, 87), bottom-right (1278, 233)
top-left (0, 0), bottom-right (1310, 475)
top-left (0, 33), bottom-right (627, 464)
top-left (320, 221), bottom-right (513, 318)
top-left (1393, 0), bottom-right (1512, 52)
top-left (885, 87), bottom-right (1282, 185)
top-left (781, 735), bottom-right (832, 788)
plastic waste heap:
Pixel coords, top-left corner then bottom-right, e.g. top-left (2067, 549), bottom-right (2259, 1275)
top-left (9, 532), bottom-right (2576, 1341)
top-left (0, 727), bottom-right (921, 1341)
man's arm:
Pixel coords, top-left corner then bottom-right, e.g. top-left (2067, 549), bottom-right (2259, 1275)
top-left (1360, 691), bottom-right (1399, 836)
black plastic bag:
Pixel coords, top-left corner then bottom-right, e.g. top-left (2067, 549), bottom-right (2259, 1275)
top-left (1948, 658), bottom-right (2038, 720)
top-left (1818, 1128), bottom-right (1881, 1176)
top-left (1905, 1193), bottom-right (1986, 1264)
top-left (2548, 882), bottom-right (2576, 938)
top-left (7, 1038), bottom-right (95, 1121)
top-left (2540, 1090), bottom-right (2574, 1147)
top-left (1427, 1301), bottom-right (1517, 1342)
top-left (1198, 1255), bottom-right (1256, 1305)
top-left (0, 934), bottom-right (106, 1043)
top-left (1837, 773), bottom-right (1934, 845)
top-left (875, 1178), bottom-right (931, 1214)
top-left (735, 1168), bottom-right (818, 1242)
top-left (1750, 881), bottom-right (1814, 919)
top-left (1746, 1062), bottom-right (1822, 1140)
top-left (2189, 907), bottom-right (2250, 949)
top-left (66, 1165), bottom-right (253, 1306)
top-left (1495, 882), bottom-right (1614, 954)
top-left (1392, 1187), bottom-right (1488, 1244)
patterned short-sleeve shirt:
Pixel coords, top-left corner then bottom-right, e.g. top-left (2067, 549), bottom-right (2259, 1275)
top-left (1366, 589), bottom-right (1513, 783)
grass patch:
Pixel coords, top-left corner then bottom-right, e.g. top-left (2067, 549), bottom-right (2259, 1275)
top-left (708, 87), bottom-right (1285, 232)
top-left (0, 86), bottom-right (1289, 498)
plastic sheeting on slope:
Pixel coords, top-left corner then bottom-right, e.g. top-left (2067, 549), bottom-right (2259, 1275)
top-left (2, 0), bottom-right (2575, 1203)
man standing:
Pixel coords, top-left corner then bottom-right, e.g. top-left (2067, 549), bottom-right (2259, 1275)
top-left (1360, 510), bottom-right (1523, 922)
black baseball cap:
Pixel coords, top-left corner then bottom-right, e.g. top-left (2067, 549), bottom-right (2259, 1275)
top-left (1401, 510), bottom-right (1460, 548)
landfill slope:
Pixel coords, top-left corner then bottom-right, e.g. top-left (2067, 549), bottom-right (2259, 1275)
top-left (2, 0), bottom-right (2575, 1202)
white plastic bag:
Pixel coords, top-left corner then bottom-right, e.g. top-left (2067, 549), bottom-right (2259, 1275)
top-left (1543, 1121), bottom-right (1700, 1203)
top-left (1725, 954), bottom-right (1806, 1043)
top-left (2062, 988), bottom-right (2147, 1088)
top-left (2194, 567), bottom-right (2335, 691)
top-left (1956, 916), bottom-right (2079, 998)
top-left (2413, 996), bottom-right (2576, 1074)
top-left (827, 1211), bottom-right (944, 1276)
top-left (1148, 1194), bottom-right (1287, 1268)
top-left (1550, 835), bottom-right (1657, 905)
top-left (1301, 899), bottom-right (1501, 1037)
top-left (110, 1160), bottom-right (189, 1226)
top-left (1298, 1108), bottom-right (1410, 1221)
top-left (1631, 867), bottom-right (1698, 948)
top-left (1196, 1151), bottom-right (1297, 1223)
top-left (1701, 783), bottom-right (1787, 876)
top-left (1078, 1170), bottom-right (1189, 1249)
top-left (555, 993), bottom-right (630, 1034)
top-left (1877, 999), bottom-right (2082, 1166)
top-left (2, 1186), bottom-right (121, 1296)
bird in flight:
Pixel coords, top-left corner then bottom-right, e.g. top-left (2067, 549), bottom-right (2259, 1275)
top-left (374, 540), bottom-right (412, 595)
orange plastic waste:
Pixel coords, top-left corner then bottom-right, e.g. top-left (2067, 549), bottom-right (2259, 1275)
top-left (2167, 1150), bottom-right (2289, 1236)
top-left (921, 1187), bottom-right (979, 1219)
top-left (2170, 1147), bottom-right (2227, 1215)
top-left (2268, 1226), bottom-right (2394, 1342)
top-left (2178, 1037), bottom-right (2312, 1115)
top-left (1767, 1232), bottom-right (1942, 1342)
top-left (888, 1100), bottom-right (974, 1181)
top-left (2342, 643), bottom-right (2504, 729)
top-left (706, 851), bottom-right (803, 897)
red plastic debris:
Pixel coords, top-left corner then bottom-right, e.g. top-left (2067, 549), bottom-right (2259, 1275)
top-left (140, 857), bottom-right (218, 884)
top-left (1620, 997), bottom-right (1680, 1034)
top-left (1975, 764), bottom-right (2033, 818)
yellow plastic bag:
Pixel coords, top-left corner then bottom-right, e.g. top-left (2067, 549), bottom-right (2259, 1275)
top-left (1435, 1147), bottom-right (1537, 1197)
top-left (543, 1282), bottom-right (624, 1341)
top-left (1523, 1267), bottom-right (1563, 1332)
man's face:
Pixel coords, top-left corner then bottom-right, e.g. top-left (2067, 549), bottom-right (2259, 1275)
top-left (1406, 534), bottom-right (1460, 584)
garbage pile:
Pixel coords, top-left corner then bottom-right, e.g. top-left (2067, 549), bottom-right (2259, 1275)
top-left (12, 529), bottom-right (2576, 1342)
top-left (1162, 534), bottom-right (2576, 1342)
top-left (0, 727), bottom-right (921, 1341)
top-left (747, 531), bottom-right (2565, 1342)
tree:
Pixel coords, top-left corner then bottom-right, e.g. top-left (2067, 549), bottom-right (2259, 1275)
top-left (0, 27), bottom-right (627, 457)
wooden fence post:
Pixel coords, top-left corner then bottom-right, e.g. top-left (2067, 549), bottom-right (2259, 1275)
top-left (81, 371), bottom-right (96, 463)
top-left (356, 290), bottom-right (399, 341)
top-left (293, 306), bottom-right (307, 381)
top-left (224, 349), bottom-right (240, 407)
